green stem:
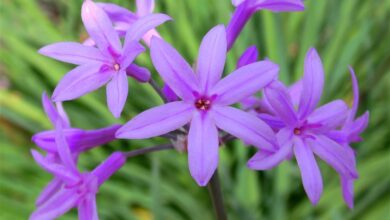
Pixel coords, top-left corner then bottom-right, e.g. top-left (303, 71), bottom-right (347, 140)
top-left (207, 170), bottom-right (227, 220)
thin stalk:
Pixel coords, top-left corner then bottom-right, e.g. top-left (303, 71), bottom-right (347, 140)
top-left (221, 134), bottom-right (236, 144)
top-left (149, 78), bottom-right (167, 103)
top-left (207, 170), bottom-right (227, 220)
top-left (123, 144), bottom-right (173, 158)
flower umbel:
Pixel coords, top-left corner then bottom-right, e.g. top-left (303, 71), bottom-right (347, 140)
top-left (117, 25), bottom-right (280, 186)
top-left (30, 121), bottom-right (126, 220)
top-left (247, 48), bottom-right (360, 206)
top-left (39, 0), bottom-right (170, 117)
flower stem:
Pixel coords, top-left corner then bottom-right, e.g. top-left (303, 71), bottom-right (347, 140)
top-left (207, 170), bottom-right (227, 220)
top-left (123, 144), bottom-right (173, 158)
top-left (149, 79), bottom-right (167, 103)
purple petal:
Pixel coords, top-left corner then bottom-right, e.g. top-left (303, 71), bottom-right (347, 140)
top-left (77, 124), bottom-right (121, 152)
top-left (82, 0), bottom-right (121, 53)
top-left (33, 125), bottom-right (120, 153)
top-left (78, 195), bottom-right (99, 220)
top-left (247, 128), bottom-right (293, 170)
top-left (142, 28), bottom-right (161, 47)
top-left (310, 135), bottom-right (358, 178)
top-left (188, 112), bottom-right (219, 186)
top-left (36, 178), bottom-right (63, 207)
top-left (55, 121), bottom-right (77, 172)
top-left (92, 152), bottom-right (126, 186)
top-left (347, 66), bottom-right (359, 122)
top-left (126, 64), bottom-right (151, 82)
top-left (119, 41), bottom-right (145, 70)
top-left (307, 100), bottom-right (348, 131)
top-left (288, 80), bottom-right (302, 107)
top-left (276, 127), bottom-right (294, 146)
top-left (213, 106), bottom-right (277, 151)
top-left (162, 84), bottom-right (179, 102)
top-left (31, 150), bottom-right (79, 184)
top-left (298, 48), bottom-right (324, 119)
top-left (240, 95), bottom-right (260, 110)
top-left (341, 176), bottom-right (354, 209)
top-left (345, 111), bottom-right (369, 142)
top-left (293, 138), bottom-right (323, 205)
top-left (237, 45), bottom-right (258, 68)
top-left (83, 38), bottom-right (96, 47)
top-left (150, 37), bottom-right (199, 100)
top-left (124, 13), bottom-right (171, 44)
top-left (55, 102), bottom-right (71, 128)
top-left (264, 80), bottom-right (298, 127)
top-left (42, 92), bottom-right (71, 128)
top-left (226, 3), bottom-right (252, 50)
top-left (196, 25), bottom-right (227, 92)
top-left (232, 0), bottom-right (245, 6)
top-left (42, 92), bottom-right (60, 126)
top-left (136, 0), bottom-right (155, 16)
top-left (97, 2), bottom-right (137, 24)
top-left (211, 60), bottom-right (279, 106)
top-left (32, 128), bottom-right (84, 153)
top-left (325, 130), bottom-right (349, 144)
top-left (116, 101), bottom-right (193, 139)
top-left (253, 0), bottom-right (305, 12)
top-left (52, 63), bottom-right (114, 101)
top-left (247, 144), bottom-right (292, 170)
top-left (257, 113), bottom-right (285, 130)
top-left (106, 71), bottom-right (128, 118)
top-left (30, 189), bottom-right (78, 220)
top-left (38, 42), bottom-right (108, 65)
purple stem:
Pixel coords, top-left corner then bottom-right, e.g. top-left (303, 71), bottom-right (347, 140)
top-left (149, 78), bottom-right (168, 103)
top-left (123, 144), bottom-right (173, 158)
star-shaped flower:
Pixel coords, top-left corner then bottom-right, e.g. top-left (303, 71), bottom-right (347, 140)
top-left (39, 0), bottom-right (170, 117)
top-left (247, 48), bottom-right (359, 206)
top-left (117, 25), bottom-right (279, 186)
top-left (31, 93), bottom-right (120, 210)
top-left (30, 122), bottom-right (126, 220)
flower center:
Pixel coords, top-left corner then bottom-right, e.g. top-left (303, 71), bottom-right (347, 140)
top-left (293, 128), bottom-right (302, 135)
top-left (195, 97), bottom-right (212, 111)
top-left (113, 63), bottom-right (120, 71)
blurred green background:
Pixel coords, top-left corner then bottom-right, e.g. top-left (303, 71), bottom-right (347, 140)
top-left (1, 0), bottom-right (389, 219)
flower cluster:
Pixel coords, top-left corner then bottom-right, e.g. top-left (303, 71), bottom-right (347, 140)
top-left (31, 0), bottom-right (369, 219)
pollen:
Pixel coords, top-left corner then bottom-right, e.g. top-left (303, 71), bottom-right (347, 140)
top-left (113, 63), bottom-right (120, 71)
top-left (195, 98), bottom-right (212, 111)
top-left (293, 128), bottom-right (301, 135)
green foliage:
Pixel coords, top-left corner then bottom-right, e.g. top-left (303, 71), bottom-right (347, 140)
top-left (1, 0), bottom-right (389, 219)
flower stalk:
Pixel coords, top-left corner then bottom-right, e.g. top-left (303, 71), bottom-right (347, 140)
top-left (123, 144), bottom-right (173, 158)
top-left (207, 170), bottom-right (227, 220)
top-left (149, 78), bottom-right (168, 103)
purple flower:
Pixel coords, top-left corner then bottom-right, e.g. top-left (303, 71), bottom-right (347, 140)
top-left (247, 48), bottom-right (359, 206)
top-left (32, 92), bottom-right (120, 154)
top-left (39, 0), bottom-right (170, 117)
top-left (325, 67), bottom-right (369, 208)
top-left (116, 25), bottom-right (279, 186)
top-left (30, 122), bottom-right (126, 220)
top-left (227, 0), bottom-right (305, 49)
